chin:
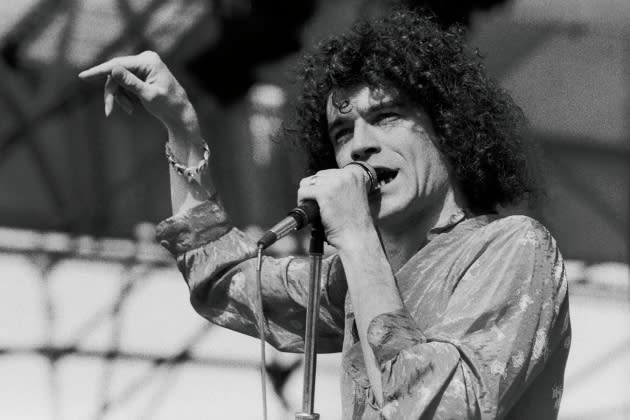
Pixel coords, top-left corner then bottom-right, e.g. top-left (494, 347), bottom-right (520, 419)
top-left (372, 201), bottom-right (405, 226)
top-left (373, 191), bottom-right (426, 228)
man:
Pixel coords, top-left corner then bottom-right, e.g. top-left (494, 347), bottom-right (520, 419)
top-left (80, 9), bottom-right (570, 419)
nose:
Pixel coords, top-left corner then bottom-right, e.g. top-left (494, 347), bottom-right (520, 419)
top-left (350, 120), bottom-right (381, 161)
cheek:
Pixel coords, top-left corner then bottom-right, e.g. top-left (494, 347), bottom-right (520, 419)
top-left (333, 148), bottom-right (345, 168)
top-left (409, 144), bottom-right (449, 188)
top-left (425, 162), bottom-right (451, 196)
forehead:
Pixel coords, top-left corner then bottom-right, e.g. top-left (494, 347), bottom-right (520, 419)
top-left (325, 86), bottom-right (396, 123)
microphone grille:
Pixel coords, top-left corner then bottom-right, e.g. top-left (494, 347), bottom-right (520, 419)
top-left (344, 161), bottom-right (380, 194)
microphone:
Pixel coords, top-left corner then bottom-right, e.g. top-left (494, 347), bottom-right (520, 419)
top-left (257, 162), bottom-right (382, 250)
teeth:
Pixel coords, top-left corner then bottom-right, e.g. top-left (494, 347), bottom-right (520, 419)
top-left (375, 169), bottom-right (398, 188)
top-left (378, 176), bottom-right (394, 187)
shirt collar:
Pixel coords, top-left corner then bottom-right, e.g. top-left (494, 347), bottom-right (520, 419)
top-left (426, 207), bottom-right (467, 242)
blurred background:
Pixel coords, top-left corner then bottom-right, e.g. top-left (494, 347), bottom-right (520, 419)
top-left (0, 0), bottom-right (628, 419)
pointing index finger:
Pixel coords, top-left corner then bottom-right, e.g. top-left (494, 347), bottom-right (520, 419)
top-left (78, 55), bottom-right (144, 80)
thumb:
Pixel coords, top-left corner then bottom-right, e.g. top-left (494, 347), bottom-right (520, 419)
top-left (110, 65), bottom-right (147, 97)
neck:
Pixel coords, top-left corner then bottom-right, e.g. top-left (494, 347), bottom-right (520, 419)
top-left (377, 186), bottom-right (464, 273)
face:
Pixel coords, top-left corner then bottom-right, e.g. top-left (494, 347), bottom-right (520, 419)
top-left (326, 85), bottom-right (453, 227)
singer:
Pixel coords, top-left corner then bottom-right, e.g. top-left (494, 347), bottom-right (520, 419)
top-left (80, 8), bottom-right (570, 419)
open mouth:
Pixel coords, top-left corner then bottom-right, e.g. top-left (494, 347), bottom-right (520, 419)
top-left (375, 167), bottom-right (399, 188)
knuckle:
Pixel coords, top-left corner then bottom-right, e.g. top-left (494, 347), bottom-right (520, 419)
top-left (346, 164), bottom-right (363, 178)
top-left (337, 170), bottom-right (354, 184)
top-left (110, 68), bottom-right (127, 83)
top-left (140, 50), bottom-right (160, 62)
top-left (296, 190), bottom-right (309, 204)
top-left (144, 88), bottom-right (158, 102)
top-left (152, 85), bottom-right (170, 99)
top-left (111, 65), bottom-right (124, 76)
top-left (153, 86), bottom-right (168, 98)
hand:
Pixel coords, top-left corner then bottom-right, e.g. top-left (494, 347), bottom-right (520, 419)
top-left (78, 51), bottom-right (200, 136)
top-left (297, 165), bottom-right (375, 249)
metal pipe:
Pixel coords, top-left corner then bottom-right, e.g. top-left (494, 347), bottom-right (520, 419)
top-left (296, 224), bottom-right (324, 420)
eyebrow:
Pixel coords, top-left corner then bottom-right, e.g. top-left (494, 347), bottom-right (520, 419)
top-left (327, 98), bottom-right (403, 134)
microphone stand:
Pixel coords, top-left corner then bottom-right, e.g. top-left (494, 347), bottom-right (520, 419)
top-left (295, 221), bottom-right (324, 420)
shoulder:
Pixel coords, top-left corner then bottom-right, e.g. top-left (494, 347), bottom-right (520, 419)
top-left (474, 217), bottom-right (565, 290)
top-left (476, 215), bottom-right (556, 250)
top-left (455, 215), bottom-right (566, 297)
top-left (435, 214), bottom-right (559, 265)
top-left (451, 215), bottom-right (562, 273)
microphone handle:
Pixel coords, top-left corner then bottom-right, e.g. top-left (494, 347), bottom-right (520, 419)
top-left (257, 201), bottom-right (319, 250)
top-left (288, 200), bottom-right (320, 228)
top-left (257, 163), bottom-right (383, 250)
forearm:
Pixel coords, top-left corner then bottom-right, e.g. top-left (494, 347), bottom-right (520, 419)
top-left (163, 104), bottom-right (217, 215)
top-left (79, 51), bottom-right (217, 214)
top-left (157, 208), bottom-right (346, 351)
top-left (337, 227), bottom-right (404, 404)
top-left (339, 229), bottom-right (403, 336)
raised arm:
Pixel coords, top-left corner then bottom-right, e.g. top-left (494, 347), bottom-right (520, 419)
top-left (79, 51), bottom-right (213, 215)
top-left (79, 53), bottom-right (348, 352)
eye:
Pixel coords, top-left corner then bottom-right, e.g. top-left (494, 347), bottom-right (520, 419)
top-left (373, 111), bottom-right (401, 126)
top-left (332, 127), bottom-right (352, 145)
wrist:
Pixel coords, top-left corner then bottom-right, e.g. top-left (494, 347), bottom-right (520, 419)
top-left (335, 225), bottom-right (381, 256)
top-left (165, 141), bottom-right (210, 181)
top-left (163, 102), bottom-right (202, 141)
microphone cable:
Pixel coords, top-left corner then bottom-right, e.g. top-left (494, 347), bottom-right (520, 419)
top-left (253, 161), bottom-right (380, 419)
top-left (256, 245), bottom-right (268, 420)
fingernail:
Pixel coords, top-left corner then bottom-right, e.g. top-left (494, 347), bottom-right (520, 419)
top-left (104, 91), bottom-right (114, 117)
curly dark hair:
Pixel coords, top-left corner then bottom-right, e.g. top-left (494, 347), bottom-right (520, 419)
top-left (288, 9), bottom-right (535, 214)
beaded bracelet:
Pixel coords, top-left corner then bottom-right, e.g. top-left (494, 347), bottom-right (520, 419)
top-left (165, 142), bottom-right (210, 181)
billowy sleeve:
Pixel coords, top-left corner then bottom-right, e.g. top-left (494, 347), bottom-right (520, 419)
top-left (156, 199), bottom-right (346, 353)
top-left (345, 217), bottom-right (571, 419)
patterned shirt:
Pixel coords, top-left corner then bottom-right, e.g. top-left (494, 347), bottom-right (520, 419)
top-left (157, 199), bottom-right (571, 419)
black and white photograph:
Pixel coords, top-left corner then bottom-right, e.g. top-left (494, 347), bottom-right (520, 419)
top-left (0, 0), bottom-right (628, 419)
